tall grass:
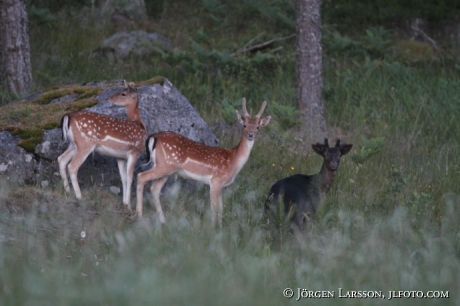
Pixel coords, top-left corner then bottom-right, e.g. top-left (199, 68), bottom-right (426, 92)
top-left (1, 3), bottom-right (460, 304)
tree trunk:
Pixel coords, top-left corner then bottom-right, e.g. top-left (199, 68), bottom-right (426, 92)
top-left (0, 0), bottom-right (32, 97)
top-left (295, 0), bottom-right (326, 142)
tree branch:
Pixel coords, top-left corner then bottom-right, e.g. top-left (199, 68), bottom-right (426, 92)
top-left (410, 25), bottom-right (439, 50)
top-left (232, 34), bottom-right (295, 56)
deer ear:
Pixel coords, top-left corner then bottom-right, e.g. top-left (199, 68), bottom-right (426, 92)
top-left (236, 110), bottom-right (245, 125)
top-left (312, 144), bottom-right (325, 156)
top-left (340, 144), bottom-right (353, 156)
top-left (259, 116), bottom-right (271, 127)
top-left (127, 82), bottom-right (137, 97)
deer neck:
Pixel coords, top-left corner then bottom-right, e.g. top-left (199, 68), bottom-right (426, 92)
top-left (236, 135), bottom-right (254, 155)
top-left (125, 103), bottom-right (145, 129)
top-left (315, 162), bottom-right (337, 194)
top-left (230, 136), bottom-right (254, 173)
top-left (125, 103), bottom-right (142, 122)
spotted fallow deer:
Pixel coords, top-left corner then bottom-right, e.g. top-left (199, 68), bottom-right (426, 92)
top-left (264, 139), bottom-right (352, 231)
top-left (136, 98), bottom-right (271, 227)
top-left (57, 81), bottom-right (146, 210)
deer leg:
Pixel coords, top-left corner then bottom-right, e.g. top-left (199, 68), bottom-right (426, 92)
top-left (149, 176), bottom-right (168, 224)
top-left (57, 144), bottom-right (76, 193)
top-left (67, 146), bottom-right (94, 200)
top-left (123, 154), bottom-right (138, 210)
top-left (136, 166), bottom-right (174, 220)
top-left (210, 183), bottom-right (224, 228)
top-left (117, 159), bottom-right (128, 205)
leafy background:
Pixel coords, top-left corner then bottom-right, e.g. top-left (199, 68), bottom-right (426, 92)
top-left (1, 0), bottom-right (460, 304)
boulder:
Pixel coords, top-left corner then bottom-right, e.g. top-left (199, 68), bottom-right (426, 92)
top-left (0, 131), bottom-right (37, 184)
top-left (0, 78), bottom-right (219, 196)
top-left (94, 30), bottom-right (174, 62)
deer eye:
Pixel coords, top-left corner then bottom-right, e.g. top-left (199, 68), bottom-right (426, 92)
top-left (121, 93), bottom-right (126, 96)
top-left (257, 126), bottom-right (260, 130)
top-left (243, 124), bottom-right (247, 128)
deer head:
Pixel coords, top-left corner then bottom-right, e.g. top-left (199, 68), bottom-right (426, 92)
top-left (235, 98), bottom-right (271, 141)
top-left (107, 80), bottom-right (138, 107)
top-left (312, 138), bottom-right (353, 171)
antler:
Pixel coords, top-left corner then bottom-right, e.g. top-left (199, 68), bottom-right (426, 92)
top-left (335, 139), bottom-right (341, 147)
top-left (255, 101), bottom-right (267, 119)
top-left (242, 98), bottom-right (250, 117)
top-left (124, 79), bottom-right (128, 88)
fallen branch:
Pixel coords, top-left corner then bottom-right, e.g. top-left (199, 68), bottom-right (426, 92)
top-left (241, 32), bottom-right (266, 51)
top-left (410, 25), bottom-right (439, 50)
top-left (232, 34), bottom-right (295, 56)
top-left (264, 46), bottom-right (284, 54)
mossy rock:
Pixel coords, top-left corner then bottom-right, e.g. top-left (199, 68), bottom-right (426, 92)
top-left (33, 90), bottom-right (71, 105)
top-left (7, 128), bottom-right (44, 152)
top-left (0, 76), bottom-right (165, 153)
top-left (394, 40), bottom-right (440, 62)
top-left (76, 88), bottom-right (101, 100)
top-left (137, 76), bottom-right (165, 86)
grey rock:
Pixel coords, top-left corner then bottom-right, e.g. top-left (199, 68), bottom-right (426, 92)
top-left (95, 30), bottom-right (174, 62)
top-left (50, 94), bottom-right (78, 104)
top-left (110, 186), bottom-right (121, 194)
top-left (1, 78), bottom-right (220, 198)
top-left (0, 131), bottom-right (37, 184)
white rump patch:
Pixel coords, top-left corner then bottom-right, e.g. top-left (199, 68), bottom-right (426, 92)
top-left (148, 137), bottom-right (156, 166)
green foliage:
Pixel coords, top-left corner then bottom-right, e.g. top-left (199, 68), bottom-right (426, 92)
top-left (9, 106), bottom-right (32, 121)
top-left (220, 97), bottom-right (241, 123)
top-left (324, 59), bottom-right (460, 146)
top-left (43, 122), bottom-right (59, 130)
top-left (0, 90), bottom-right (19, 107)
top-left (75, 88), bottom-right (100, 100)
top-left (270, 100), bottom-right (300, 129)
top-left (323, 26), bottom-right (392, 59)
top-left (10, 128), bottom-right (44, 152)
top-left (351, 136), bottom-right (385, 164)
top-left (323, 31), bottom-right (364, 56)
top-left (162, 40), bottom-right (284, 82)
top-left (33, 90), bottom-right (68, 105)
top-left (27, 5), bottom-right (57, 26)
top-left (387, 165), bottom-right (411, 195)
top-left (363, 27), bottom-right (392, 59)
top-left (407, 190), bottom-right (435, 228)
top-left (145, 0), bottom-right (165, 17)
top-left (2, 3), bottom-right (460, 303)
top-left (201, 0), bottom-right (226, 15)
top-left (242, 0), bottom-right (295, 29)
top-left (73, 88), bottom-right (87, 95)
top-left (265, 196), bottom-right (297, 248)
top-left (65, 99), bottom-right (99, 112)
top-left (323, 0), bottom-right (460, 26)
top-left (26, 0), bottom-right (91, 12)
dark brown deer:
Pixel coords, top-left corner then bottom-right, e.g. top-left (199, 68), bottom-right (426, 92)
top-left (264, 138), bottom-right (352, 231)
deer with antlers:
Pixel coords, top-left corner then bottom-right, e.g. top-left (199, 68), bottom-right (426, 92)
top-left (57, 81), bottom-right (146, 210)
top-left (264, 138), bottom-right (352, 231)
top-left (136, 98), bottom-right (271, 227)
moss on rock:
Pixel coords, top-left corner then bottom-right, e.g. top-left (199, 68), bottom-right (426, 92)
top-left (33, 90), bottom-right (70, 105)
top-left (0, 76), bottom-right (164, 153)
top-left (137, 76), bottom-right (165, 86)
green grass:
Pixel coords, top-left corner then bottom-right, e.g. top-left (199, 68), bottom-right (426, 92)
top-left (1, 2), bottom-right (460, 304)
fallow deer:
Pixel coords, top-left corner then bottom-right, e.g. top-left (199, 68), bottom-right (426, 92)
top-left (264, 138), bottom-right (352, 231)
top-left (58, 81), bottom-right (146, 210)
top-left (136, 98), bottom-right (271, 227)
